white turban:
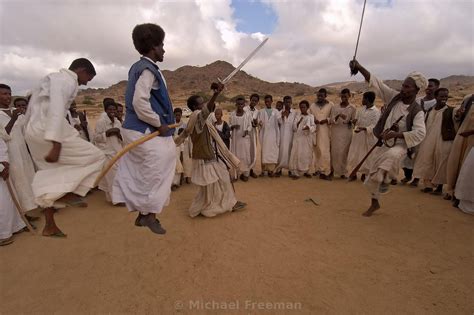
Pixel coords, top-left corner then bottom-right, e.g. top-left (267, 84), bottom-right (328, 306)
top-left (406, 71), bottom-right (428, 91)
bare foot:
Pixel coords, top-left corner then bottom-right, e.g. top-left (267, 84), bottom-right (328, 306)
top-left (362, 199), bottom-right (380, 217)
top-left (42, 208), bottom-right (67, 237)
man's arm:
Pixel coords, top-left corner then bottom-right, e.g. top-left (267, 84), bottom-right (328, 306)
top-left (4, 109), bottom-right (21, 135)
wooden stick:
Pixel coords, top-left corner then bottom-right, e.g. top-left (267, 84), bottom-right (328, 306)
top-left (6, 179), bottom-right (36, 234)
top-left (93, 124), bottom-right (179, 187)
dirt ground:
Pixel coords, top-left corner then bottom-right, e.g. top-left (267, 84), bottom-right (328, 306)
top-left (1, 175), bottom-right (473, 314)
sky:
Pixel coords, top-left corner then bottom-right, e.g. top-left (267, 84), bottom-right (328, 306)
top-left (0, 0), bottom-right (473, 95)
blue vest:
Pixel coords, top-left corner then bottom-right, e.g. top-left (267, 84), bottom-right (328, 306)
top-left (123, 57), bottom-right (175, 136)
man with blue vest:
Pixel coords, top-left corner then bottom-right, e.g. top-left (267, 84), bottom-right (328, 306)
top-left (112, 23), bottom-right (176, 235)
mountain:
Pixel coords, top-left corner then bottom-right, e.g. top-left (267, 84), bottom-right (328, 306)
top-left (77, 60), bottom-right (473, 112)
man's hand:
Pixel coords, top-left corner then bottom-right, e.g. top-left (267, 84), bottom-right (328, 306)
top-left (320, 119), bottom-right (328, 125)
top-left (382, 131), bottom-right (402, 141)
top-left (0, 162), bottom-right (9, 180)
top-left (459, 130), bottom-right (474, 138)
top-left (231, 125), bottom-right (240, 130)
top-left (455, 107), bottom-right (465, 119)
top-left (45, 142), bottom-right (62, 163)
top-left (314, 119), bottom-right (320, 125)
top-left (303, 126), bottom-right (310, 131)
top-left (243, 130), bottom-right (249, 137)
top-left (106, 127), bottom-right (121, 137)
top-left (158, 124), bottom-right (170, 136)
top-left (211, 82), bottom-right (225, 94)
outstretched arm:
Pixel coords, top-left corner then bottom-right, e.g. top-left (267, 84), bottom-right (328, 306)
top-left (349, 59), bottom-right (371, 82)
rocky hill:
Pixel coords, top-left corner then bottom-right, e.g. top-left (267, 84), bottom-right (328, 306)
top-left (77, 60), bottom-right (473, 114)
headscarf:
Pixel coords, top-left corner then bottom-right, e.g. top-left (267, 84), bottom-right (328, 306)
top-left (406, 72), bottom-right (428, 91)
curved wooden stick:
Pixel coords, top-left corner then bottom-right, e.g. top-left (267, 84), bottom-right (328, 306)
top-left (93, 123), bottom-right (179, 187)
top-left (6, 179), bottom-right (37, 234)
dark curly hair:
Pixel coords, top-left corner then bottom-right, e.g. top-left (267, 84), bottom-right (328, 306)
top-left (132, 23), bottom-right (165, 55)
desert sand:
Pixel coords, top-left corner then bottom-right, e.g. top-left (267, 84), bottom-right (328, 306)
top-left (1, 175), bottom-right (473, 314)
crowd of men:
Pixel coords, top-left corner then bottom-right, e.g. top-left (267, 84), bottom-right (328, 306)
top-left (1, 23), bottom-right (473, 246)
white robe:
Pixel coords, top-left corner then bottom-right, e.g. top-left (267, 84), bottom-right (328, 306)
top-left (330, 104), bottom-right (356, 176)
top-left (177, 107), bottom-right (237, 217)
top-left (257, 108), bottom-right (280, 165)
top-left (0, 111), bottom-right (37, 211)
top-left (365, 75), bottom-right (426, 199)
top-left (289, 114), bottom-right (316, 175)
top-left (309, 102), bottom-right (334, 175)
top-left (243, 105), bottom-right (258, 171)
top-left (346, 106), bottom-right (381, 175)
top-left (112, 63), bottom-right (176, 214)
top-left (455, 147), bottom-right (474, 214)
top-left (0, 136), bottom-right (26, 239)
top-left (230, 112), bottom-right (253, 176)
top-left (276, 110), bottom-right (297, 171)
top-left (24, 69), bottom-right (106, 208)
top-left (93, 113), bottom-right (123, 202)
top-left (413, 105), bottom-right (458, 185)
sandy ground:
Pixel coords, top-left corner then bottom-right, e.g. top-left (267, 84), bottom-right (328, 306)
top-left (1, 175), bottom-right (473, 314)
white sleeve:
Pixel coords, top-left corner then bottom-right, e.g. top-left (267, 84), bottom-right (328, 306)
top-left (93, 116), bottom-right (108, 145)
top-left (308, 114), bottom-right (316, 133)
top-left (0, 138), bottom-right (8, 165)
top-left (132, 69), bottom-right (162, 128)
top-left (403, 111), bottom-right (426, 148)
top-left (44, 74), bottom-right (77, 142)
top-left (369, 74), bottom-right (399, 105)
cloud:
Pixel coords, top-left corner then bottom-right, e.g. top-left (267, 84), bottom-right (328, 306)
top-left (0, 0), bottom-right (472, 95)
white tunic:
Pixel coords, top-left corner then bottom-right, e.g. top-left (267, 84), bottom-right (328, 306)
top-left (309, 102), bottom-right (334, 175)
top-left (257, 108), bottom-right (280, 165)
top-left (346, 106), bottom-right (381, 175)
top-left (330, 103), bottom-right (356, 176)
top-left (230, 112), bottom-right (253, 175)
top-left (366, 75), bottom-right (426, 180)
top-left (455, 147), bottom-right (474, 214)
top-left (243, 105), bottom-right (258, 170)
top-left (24, 69), bottom-right (106, 208)
top-left (289, 114), bottom-right (316, 175)
top-left (413, 105), bottom-right (458, 184)
top-left (112, 61), bottom-right (176, 214)
top-left (276, 110), bottom-right (297, 171)
top-left (93, 112), bottom-right (123, 201)
top-left (0, 135), bottom-right (26, 239)
top-left (0, 110), bottom-right (37, 211)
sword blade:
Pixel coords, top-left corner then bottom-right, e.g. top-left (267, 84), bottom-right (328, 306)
top-left (221, 38), bottom-right (268, 84)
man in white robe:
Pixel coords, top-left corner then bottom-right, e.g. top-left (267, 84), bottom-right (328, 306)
top-left (309, 88), bottom-right (334, 180)
top-left (330, 89), bottom-right (356, 179)
top-left (0, 131), bottom-right (26, 246)
top-left (112, 24), bottom-right (176, 235)
top-left (176, 85), bottom-right (245, 217)
top-left (455, 147), bottom-right (474, 214)
top-left (289, 100), bottom-right (316, 178)
top-left (401, 78), bottom-right (440, 185)
top-left (0, 85), bottom-right (37, 214)
top-left (347, 91), bottom-right (381, 181)
top-left (93, 102), bottom-right (123, 202)
top-left (413, 88), bottom-right (460, 195)
top-left (257, 94), bottom-right (280, 177)
top-left (275, 96), bottom-right (297, 177)
top-left (24, 58), bottom-right (105, 237)
top-left (243, 94), bottom-right (259, 177)
top-left (350, 60), bottom-right (426, 216)
top-left (230, 97), bottom-right (254, 181)
top-left (446, 94), bottom-right (473, 203)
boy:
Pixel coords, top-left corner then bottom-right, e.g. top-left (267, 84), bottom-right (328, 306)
top-left (330, 88), bottom-right (356, 179)
top-left (275, 96), bottom-right (297, 176)
top-left (93, 101), bottom-right (123, 203)
top-left (257, 94), bottom-right (280, 177)
top-left (347, 91), bottom-right (381, 181)
top-left (289, 100), bottom-right (316, 179)
top-left (230, 97), bottom-right (253, 181)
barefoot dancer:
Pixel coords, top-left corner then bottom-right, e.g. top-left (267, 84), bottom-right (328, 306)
top-left (350, 60), bottom-right (426, 217)
top-left (176, 83), bottom-right (246, 217)
top-left (25, 58), bottom-right (106, 237)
